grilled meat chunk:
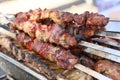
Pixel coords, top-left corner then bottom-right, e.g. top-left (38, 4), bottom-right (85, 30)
top-left (79, 56), bottom-right (95, 69)
top-left (86, 12), bottom-right (109, 27)
top-left (94, 60), bottom-right (120, 80)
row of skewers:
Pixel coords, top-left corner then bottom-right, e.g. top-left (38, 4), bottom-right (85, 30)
top-left (0, 8), bottom-right (120, 80)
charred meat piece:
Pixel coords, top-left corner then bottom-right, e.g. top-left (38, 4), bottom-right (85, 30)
top-left (16, 32), bottom-right (78, 70)
top-left (79, 56), bottom-right (95, 69)
top-left (15, 8), bottom-right (42, 21)
top-left (94, 60), bottom-right (120, 80)
top-left (86, 12), bottom-right (109, 27)
top-left (73, 13), bottom-right (86, 25)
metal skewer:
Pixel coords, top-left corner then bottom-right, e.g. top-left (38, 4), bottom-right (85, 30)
top-left (84, 47), bottom-right (120, 63)
top-left (74, 64), bottom-right (112, 80)
top-left (109, 19), bottom-right (120, 22)
top-left (92, 38), bottom-right (120, 48)
top-left (79, 41), bottom-right (120, 57)
top-left (0, 52), bottom-right (48, 80)
top-left (96, 31), bottom-right (120, 39)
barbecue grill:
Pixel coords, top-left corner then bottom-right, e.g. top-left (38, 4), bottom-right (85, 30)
top-left (0, 12), bottom-right (120, 80)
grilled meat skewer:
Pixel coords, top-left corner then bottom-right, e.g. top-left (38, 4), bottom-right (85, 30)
top-left (0, 34), bottom-right (58, 79)
top-left (16, 31), bottom-right (78, 70)
top-left (9, 19), bottom-right (97, 48)
top-left (15, 8), bottom-right (109, 28)
top-left (9, 19), bottom-right (105, 49)
top-left (10, 21), bottom-right (77, 48)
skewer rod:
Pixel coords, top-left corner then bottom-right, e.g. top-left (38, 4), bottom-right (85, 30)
top-left (74, 64), bottom-right (112, 80)
top-left (0, 52), bottom-right (47, 80)
top-left (79, 41), bottom-right (120, 57)
top-left (84, 48), bottom-right (120, 63)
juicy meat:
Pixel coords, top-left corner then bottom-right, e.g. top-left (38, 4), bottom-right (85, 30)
top-left (16, 32), bottom-right (78, 70)
top-left (94, 60), bottom-right (120, 80)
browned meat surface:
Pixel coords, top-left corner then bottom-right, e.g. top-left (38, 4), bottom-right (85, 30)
top-left (35, 23), bottom-right (77, 48)
top-left (91, 55), bottom-right (104, 61)
top-left (86, 12), bottom-right (109, 27)
top-left (79, 56), bottom-right (95, 69)
top-left (94, 60), bottom-right (120, 80)
top-left (16, 32), bottom-right (78, 70)
top-left (83, 29), bottom-right (95, 39)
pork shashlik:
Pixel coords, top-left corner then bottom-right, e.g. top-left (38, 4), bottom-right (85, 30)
top-left (16, 31), bottom-right (78, 69)
top-left (14, 8), bottom-right (109, 28)
top-left (10, 21), bottom-right (77, 48)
